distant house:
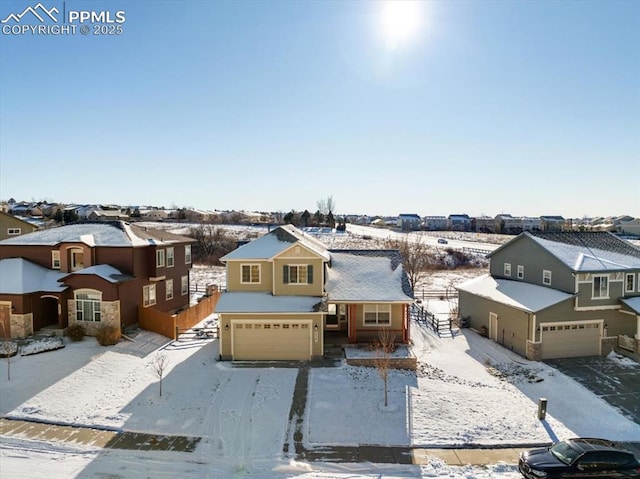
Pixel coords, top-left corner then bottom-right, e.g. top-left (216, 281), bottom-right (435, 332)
top-left (423, 216), bottom-right (448, 231)
top-left (617, 218), bottom-right (640, 237)
top-left (397, 214), bottom-right (421, 231)
top-left (0, 211), bottom-right (38, 241)
top-left (0, 221), bottom-right (194, 339)
top-left (215, 225), bottom-right (413, 361)
top-left (540, 216), bottom-right (565, 232)
top-left (448, 214), bottom-right (471, 231)
top-left (521, 217), bottom-right (542, 232)
top-left (457, 231), bottom-right (640, 360)
top-left (139, 208), bottom-right (170, 221)
top-left (88, 209), bottom-right (129, 221)
top-left (494, 214), bottom-right (522, 234)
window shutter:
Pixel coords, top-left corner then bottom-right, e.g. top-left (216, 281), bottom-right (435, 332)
top-left (283, 265), bottom-right (289, 284)
top-left (307, 265), bottom-right (313, 284)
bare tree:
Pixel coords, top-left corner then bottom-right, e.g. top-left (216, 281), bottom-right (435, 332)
top-left (384, 236), bottom-right (433, 291)
top-left (373, 328), bottom-right (396, 408)
top-left (316, 196), bottom-right (336, 216)
top-left (188, 225), bottom-right (236, 264)
top-left (152, 352), bottom-right (169, 397)
top-left (0, 320), bottom-right (15, 381)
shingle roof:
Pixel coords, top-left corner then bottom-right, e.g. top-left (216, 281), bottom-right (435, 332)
top-left (61, 265), bottom-right (133, 284)
top-left (215, 292), bottom-right (324, 313)
top-left (0, 221), bottom-right (192, 247)
top-left (525, 231), bottom-right (640, 271)
top-left (325, 249), bottom-right (413, 302)
top-left (0, 258), bottom-right (67, 294)
top-left (456, 274), bottom-right (574, 313)
top-left (220, 224), bottom-right (330, 261)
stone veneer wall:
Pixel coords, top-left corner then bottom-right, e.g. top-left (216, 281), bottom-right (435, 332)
top-left (9, 314), bottom-right (33, 339)
top-left (67, 300), bottom-right (121, 336)
top-left (526, 340), bottom-right (541, 361)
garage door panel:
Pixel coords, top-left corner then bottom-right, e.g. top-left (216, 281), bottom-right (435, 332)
top-left (541, 323), bottom-right (600, 359)
top-left (232, 321), bottom-right (311, 360)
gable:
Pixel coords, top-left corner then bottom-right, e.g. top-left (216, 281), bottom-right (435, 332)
top-left (221, 225), bottom-right (330, 262)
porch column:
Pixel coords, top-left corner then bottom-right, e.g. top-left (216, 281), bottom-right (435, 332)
top-left (404, 304), bottom-right (410, 343)
top-left (636, 314), bottom-right (640, 340)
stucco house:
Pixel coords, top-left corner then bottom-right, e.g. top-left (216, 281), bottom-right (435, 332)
top-left (0, 211), bottom-right (39, 241)
top-left (0, 221), bottom-right (194, 339)
top-left (457, 231), bottom-right (640, 360)
top-left (215, 225), bottom-right (413, 361)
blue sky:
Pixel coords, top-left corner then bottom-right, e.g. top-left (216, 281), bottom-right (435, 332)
top-left (1, 0), bottom-right (638, 218)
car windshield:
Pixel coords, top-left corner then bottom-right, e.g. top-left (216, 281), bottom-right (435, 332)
top-left (550, 442), bottom-right (581, 465)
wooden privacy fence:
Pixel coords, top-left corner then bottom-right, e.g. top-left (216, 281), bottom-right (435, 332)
top-left (139, 290), bottom-right (221, 340)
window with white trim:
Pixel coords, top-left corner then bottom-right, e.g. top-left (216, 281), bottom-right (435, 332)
top-left (156, 249), bottom-right (165, 268)
top-left (52, 251), bottom-right (60, 269)
top-left (142, 284), bottom-right (156, 308)
top-left (166, 279), bottom-right (174, 300)
top-left (181, 275), bottom-right (188, 295)
top-left (592, 275), bottom-right (609, 299)
top-left (241, 264), bottom-right (260, 283)
top-left (70, 248), bottom-right (84, 271)
top-left (625, 273), bottom-right (635, 293)
top-left (143, 284), bottom-right (156, 307)
top-left (517, 265), bottom-right (524, 279)
top-left (363, 304), bottom-right (391, 325)
top-left (185, 245), bottom-right (192, 264)
top-left (543, 270), bottom-right (552, 286)
top-left (284, 264), bottom-right (312, 284)
top-left (166, 247), bottom-right (174, 267)
top-left (504, 263), bottom-right (511, 277)
top-left (7, 228), bottom-right (20, 235)
top-left (75, 290), bottom-right (101, 322)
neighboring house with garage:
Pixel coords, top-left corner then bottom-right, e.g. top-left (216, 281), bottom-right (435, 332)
top-left (0, 221), bottom-right (194, 339)
top-left (457, 231), bottom-right (640, 360)
top-left (215, 224), bottom-right (413, 361)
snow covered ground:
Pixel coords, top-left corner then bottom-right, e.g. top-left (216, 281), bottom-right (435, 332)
top-left (1, 282), bottom-right (639, 478)
top-left (2, 228), bottom-right (639, 478)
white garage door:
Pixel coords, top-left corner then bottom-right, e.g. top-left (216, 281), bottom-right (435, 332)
top-left (232, 320), bottom-right (312, 360)
top-left (541, 322), bottom-right (601, 359)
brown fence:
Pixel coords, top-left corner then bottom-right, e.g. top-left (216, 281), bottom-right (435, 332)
top-left (139, 290), bottom-right (221, 340)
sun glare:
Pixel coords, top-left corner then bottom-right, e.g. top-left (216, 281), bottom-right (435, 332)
top-left (379, 0), bottom-right (422, 50)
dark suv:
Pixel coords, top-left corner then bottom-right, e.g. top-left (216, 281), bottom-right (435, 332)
top-left (519, 438), bottom-right (640, 478)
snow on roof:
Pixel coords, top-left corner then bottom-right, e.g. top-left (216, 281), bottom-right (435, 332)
top-left (0, 258), bottom-right (67, 294)
top-left (62, 265), bottom-right (133, 283)
top-left (620, 297), bottom-right (640, 314)
top-left (526, 233), bottom-right (640, 271)
top-left (215, 292), bottom-right (323, 313)
top-left (456, 274), bottom-right (574, 313)
top-left (220, 225), bottom-right (330, 261)
top-left (325, 250), bottom-right (413, 302)
top-left (0, 222), bottom-right (192, 248)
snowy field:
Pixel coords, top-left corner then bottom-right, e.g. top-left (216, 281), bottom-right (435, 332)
top-left (1, 227), bottom-right (639, 478)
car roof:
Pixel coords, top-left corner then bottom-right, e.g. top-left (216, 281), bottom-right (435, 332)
top-left (567, 438), bottom-right (626, 454)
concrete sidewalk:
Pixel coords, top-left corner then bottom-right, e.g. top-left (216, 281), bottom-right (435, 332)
top-left (0, 418), bottom-right (200, 452)
top-left (0, 417), bottom-right (525, 466)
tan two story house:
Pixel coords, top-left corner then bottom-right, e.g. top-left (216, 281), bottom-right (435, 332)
top-left (215, 225), bottom-right (413, 361)
top-left (457, 231), bottom-right (640, 360)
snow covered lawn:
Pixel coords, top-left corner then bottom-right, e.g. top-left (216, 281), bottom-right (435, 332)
top-left (1, 304), bottom-right (639, 478)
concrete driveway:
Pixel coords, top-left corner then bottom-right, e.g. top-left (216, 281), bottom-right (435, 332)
top-left (544, 356), bottom-right (640, 426)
